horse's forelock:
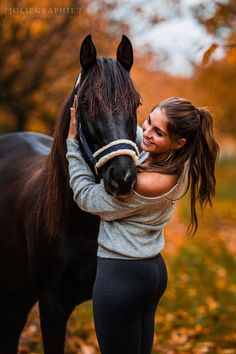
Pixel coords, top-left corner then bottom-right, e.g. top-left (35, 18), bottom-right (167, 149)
top-left (77, 58), bottom-right (140, 119)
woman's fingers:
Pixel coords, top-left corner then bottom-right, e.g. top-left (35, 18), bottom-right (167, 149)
top-left (70, 107), bottom-right (76, 123)
top-left (68, 107), bottom-right (77, 138)
top-left (73, 94), bottom-right (78, 109)
top-left (69, 95), bottom-right (78, 122)
top-left (68, 96), bottom-right (78, 138)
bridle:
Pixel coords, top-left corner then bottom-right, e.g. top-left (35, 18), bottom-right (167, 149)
top-left (73, 73), bottom-right (140, 179)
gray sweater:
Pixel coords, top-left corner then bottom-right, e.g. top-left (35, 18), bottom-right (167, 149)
top-left (66, 139), bottom-right (187, 259)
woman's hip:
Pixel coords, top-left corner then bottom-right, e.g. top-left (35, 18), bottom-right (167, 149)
top-left (93, 254), bottom-right (168, 305)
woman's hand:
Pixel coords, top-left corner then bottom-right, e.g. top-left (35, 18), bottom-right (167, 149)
top-left (67, 95), bottom-right (78, 139)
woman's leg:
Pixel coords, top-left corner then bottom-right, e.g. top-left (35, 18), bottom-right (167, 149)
top-left (92, 257), bottom-right (142, 354)
top-left (92, 255), bottom-right (168, 354)
top-left (140, 254), bottom-right (168, 354)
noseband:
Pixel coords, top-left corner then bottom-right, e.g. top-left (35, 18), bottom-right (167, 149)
top-left (74, 73), bottom-right (140, 177)
top-left (93, 140), bottom-right (139, 169)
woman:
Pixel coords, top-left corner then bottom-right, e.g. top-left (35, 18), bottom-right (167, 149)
top-left (66, 97), bottom-right (219, 354)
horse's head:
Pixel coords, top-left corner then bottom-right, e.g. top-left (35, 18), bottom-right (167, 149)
top-left (74, 35), bottom-right (141, 197)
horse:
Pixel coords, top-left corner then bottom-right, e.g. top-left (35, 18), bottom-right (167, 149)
top-left (0, 34), bottom-right (141, 354)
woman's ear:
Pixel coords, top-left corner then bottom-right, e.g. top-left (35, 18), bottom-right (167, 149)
top-left (174, 138), bottom-right (186, 150)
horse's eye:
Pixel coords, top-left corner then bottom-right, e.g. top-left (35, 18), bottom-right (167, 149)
top-left (80, 97), bottom-right (90, 119)
top-left (81, 97), bottom-right (88, 107)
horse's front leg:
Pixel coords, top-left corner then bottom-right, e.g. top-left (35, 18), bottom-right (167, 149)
top-left (0, 285), bottom-right (36, 354)
top-left (38, 293), bottom-right (75, 354)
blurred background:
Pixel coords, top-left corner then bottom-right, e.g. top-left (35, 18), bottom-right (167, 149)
top-left (0, 0), bottom-right (235, 353)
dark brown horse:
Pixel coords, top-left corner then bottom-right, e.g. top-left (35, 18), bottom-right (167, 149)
top-left (0, 35), bottom-right (141, 354)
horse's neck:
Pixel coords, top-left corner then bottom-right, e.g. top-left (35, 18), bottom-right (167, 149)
top-left (38, 136), bottom-right (74, 237)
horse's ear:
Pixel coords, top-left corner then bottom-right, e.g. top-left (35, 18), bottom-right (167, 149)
top-left (116, 35), bottom-right (133, 71)
top-left (80, 34), bottom-right (97, 72)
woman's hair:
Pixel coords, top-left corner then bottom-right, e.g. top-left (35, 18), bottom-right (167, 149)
top-left (140, 97), bottom-right (220, 236)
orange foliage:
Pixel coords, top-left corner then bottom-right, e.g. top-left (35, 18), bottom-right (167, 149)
top-left (0, 0), bottom-right (235, 139)
top-left (132, 58), bottom-right (195, 126)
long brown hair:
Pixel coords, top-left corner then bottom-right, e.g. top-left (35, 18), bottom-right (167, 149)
top-left (140, 97), bottom-right (220, 236)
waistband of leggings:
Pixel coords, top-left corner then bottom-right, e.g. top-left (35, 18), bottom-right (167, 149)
top-left (97, 253), bottom-right (162, 262)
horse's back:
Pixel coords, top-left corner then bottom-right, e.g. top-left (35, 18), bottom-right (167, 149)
top-left (0, 131), bottom-right (52, 201)
top-left (0, 131), bottom-right (53, 160)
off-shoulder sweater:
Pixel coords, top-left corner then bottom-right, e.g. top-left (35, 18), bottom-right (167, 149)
top-left (66, 138), bottom-right (187, 259)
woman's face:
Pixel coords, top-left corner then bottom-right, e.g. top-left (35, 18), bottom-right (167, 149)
top-left (141, 108), bottom-right (176, 156)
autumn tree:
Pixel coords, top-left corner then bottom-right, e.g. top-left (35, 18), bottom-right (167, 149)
top-left (0, 0), bottom-right (116, 133)
top-left (191, 0), bottom-right (236, 135)
top-left (193, 0), bottom-right (236, 45)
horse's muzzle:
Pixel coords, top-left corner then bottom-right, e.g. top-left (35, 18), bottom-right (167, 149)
top-left (102, 158), bottom-right (137, 197)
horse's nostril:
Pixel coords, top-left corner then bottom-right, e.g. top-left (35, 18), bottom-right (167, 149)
top-left (110, 179), bottom-right (119, 189)
top-left (108, 167), bottom-right (117, 182)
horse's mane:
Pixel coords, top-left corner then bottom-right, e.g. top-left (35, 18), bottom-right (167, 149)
top-left (36, 58), bottom-right (140, 238)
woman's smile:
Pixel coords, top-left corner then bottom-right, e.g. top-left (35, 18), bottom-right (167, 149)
top-left (142, 136), bottom-right (153, 146)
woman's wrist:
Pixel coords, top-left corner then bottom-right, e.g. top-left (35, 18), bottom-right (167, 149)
top-left (67, 137), bottom-right (79, 144)
top-left (67, 133), bottom-right (77, 139)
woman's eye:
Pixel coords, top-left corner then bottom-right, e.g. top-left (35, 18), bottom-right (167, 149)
top-left (145, 117), bottom-right (163, 137)
top-left (155, 130), bottom-right (163, 137)
top-left (154, 128), bottom-right (161, 135)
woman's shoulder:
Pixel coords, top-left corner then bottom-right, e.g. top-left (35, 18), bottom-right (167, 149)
top-left (134, 171), bottom-right (179, 198)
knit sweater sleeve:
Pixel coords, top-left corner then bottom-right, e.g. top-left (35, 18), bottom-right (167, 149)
top-left (66, 138), bottom-right (143, 221)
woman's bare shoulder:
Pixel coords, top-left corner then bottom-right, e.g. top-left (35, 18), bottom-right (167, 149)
top-left (134, 171), bottom-right (178, 197)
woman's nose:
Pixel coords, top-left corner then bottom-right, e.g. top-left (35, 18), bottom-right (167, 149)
top-left (144, 126), bottom-right (152, 137)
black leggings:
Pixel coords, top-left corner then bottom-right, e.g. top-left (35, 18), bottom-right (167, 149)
top-left (92, 254), bottom-right (168, 354)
